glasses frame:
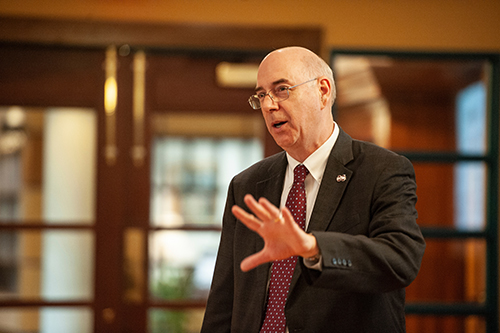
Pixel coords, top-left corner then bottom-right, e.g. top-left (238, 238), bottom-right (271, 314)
top-left (248, 77), bottom-right (318, 110)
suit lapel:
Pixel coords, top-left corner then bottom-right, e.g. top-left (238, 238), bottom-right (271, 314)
top-left (253, 154), bottom-right (287, 265)
top-left (255, 153), bottom-right (287, 207)
top-left (307, 128), bottom-right (354, 233)
top-left (254, 153), bottom-right (287, 258)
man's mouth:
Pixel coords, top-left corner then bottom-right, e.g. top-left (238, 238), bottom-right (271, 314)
top-left (273, 121), bottom-right (287, 128)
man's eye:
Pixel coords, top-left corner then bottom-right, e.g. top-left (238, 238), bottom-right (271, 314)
top-left (256, 92), bottom-right (266, 99)
top-left (275, 85), bottom-right (289, 93)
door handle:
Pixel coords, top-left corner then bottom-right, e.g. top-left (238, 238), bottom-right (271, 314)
top-left (131, 50), bottom-right (146, 167)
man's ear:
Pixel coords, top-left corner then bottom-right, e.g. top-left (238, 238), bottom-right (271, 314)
top-left (318, 77), bottom-right (332, 108)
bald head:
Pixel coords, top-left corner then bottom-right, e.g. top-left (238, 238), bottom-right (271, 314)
top-left (259, 47), bottom-right (336, 106)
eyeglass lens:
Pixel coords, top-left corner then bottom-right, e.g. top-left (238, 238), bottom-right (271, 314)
top-left (249, 87), bottom-right (289, 110)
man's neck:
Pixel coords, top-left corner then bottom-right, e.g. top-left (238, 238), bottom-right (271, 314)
top-left (287, 123), bottom-right (335, 162)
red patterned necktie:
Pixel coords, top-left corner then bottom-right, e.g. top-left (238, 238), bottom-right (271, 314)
top-left (260, 164), bottom-right (309, 333)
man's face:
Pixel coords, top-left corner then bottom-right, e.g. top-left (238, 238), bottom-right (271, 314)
top-left (256, 52), bottom-right (322, 157)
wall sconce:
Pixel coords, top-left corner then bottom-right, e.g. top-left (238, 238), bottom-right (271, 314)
top-left (215, 62), bottom-right (258, 88)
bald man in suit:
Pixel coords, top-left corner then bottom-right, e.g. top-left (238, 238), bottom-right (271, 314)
top-left (201, 46), bottom-right (425, 333)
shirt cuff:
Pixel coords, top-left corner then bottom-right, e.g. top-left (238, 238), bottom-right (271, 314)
top-left (303, 254), bottom-right (323, 271)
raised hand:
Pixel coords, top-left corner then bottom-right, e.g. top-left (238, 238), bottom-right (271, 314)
top-left (232, 194), bottom-right (319, 272)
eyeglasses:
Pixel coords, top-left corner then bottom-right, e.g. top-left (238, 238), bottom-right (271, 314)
top-left (248, 78), bottom-right (317, 110)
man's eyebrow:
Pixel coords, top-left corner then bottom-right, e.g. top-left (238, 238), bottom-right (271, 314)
top-left (254, 78), bottom-right (291, 93)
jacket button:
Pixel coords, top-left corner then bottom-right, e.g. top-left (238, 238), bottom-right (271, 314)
top-left (347, 260), bottom-right (352, 267)
top-left (332, 258), bottom-right (337, 265)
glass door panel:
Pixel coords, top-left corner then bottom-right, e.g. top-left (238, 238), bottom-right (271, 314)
top-left (0, 307), bottom-right (93, 333)
top-left (150, 135), bottom-right (263, 227)
top-left (0, 106), bottom-right (97, 333)
top-left (409, 238), bottom-right (486, 303)
top-left (149, 230), bottom-right (220, 301)
top-left (0, 107), bottom-right (96, 225)
top-left (410, 161), bottom-right (487, 232)
top-left (0, 230), bottom-right (94, 302)
top-left (149, 307), bottom-right (204, 333)
top-left (406, 315), bottom-right (486, 333)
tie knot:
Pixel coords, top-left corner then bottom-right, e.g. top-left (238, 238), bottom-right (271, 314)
top-left (293, 164), bottom-right (309, 183)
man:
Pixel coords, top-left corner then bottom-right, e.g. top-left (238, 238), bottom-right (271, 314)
top-left (201, 46), bottom-right (425, 333)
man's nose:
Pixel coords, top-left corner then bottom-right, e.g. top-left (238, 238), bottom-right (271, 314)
top-left (261, 93), bottom-right (278, 112)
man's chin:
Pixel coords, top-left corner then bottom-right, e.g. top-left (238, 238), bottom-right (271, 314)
top-left (272, 138), bottom-right (295, 152)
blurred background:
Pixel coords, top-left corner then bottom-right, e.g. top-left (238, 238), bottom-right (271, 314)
top-left (0, 1), bottom-right (499, 332)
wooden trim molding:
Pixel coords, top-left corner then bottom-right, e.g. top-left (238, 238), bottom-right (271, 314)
top-left (0, 16), bottom-right (322, 52)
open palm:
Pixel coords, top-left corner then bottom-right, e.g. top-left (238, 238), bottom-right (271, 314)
top-left (232, 194), bottom-right (318, 272)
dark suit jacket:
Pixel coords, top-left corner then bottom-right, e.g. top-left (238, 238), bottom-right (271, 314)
top-left (201, 128), bottom-right (426, 333)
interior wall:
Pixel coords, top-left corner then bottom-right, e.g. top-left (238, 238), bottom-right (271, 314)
top-left (0, 0), bottom-right (499, 54)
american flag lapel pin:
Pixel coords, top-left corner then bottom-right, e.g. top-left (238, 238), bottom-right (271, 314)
top-left (336, 174), bottom-right (347, 182)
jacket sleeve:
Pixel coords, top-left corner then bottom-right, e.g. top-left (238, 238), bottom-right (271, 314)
top-left (302, 153), bottom-right (426, 293)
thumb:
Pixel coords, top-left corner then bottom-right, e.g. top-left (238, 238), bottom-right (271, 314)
top-left (240, 251), bottom-right (269, 272)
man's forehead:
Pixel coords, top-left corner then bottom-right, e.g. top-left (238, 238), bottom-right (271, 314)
top-left (256, 65), bottom-right (297, 90)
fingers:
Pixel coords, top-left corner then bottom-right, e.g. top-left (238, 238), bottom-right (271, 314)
top-left (243, 194), bottom-right (282, 222)
top-left (232, 194), bottom-right (284, 233)
top-left (231, 205), bottom-right (261, 232)
top-left (259, 197), bottom-right (283, 221)
top-left (240, 251), bottom-right (268, 272)
top-left (280, 206), bottom-right (294, 224)
top-left (232, 194), bottom-right (297, 273)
